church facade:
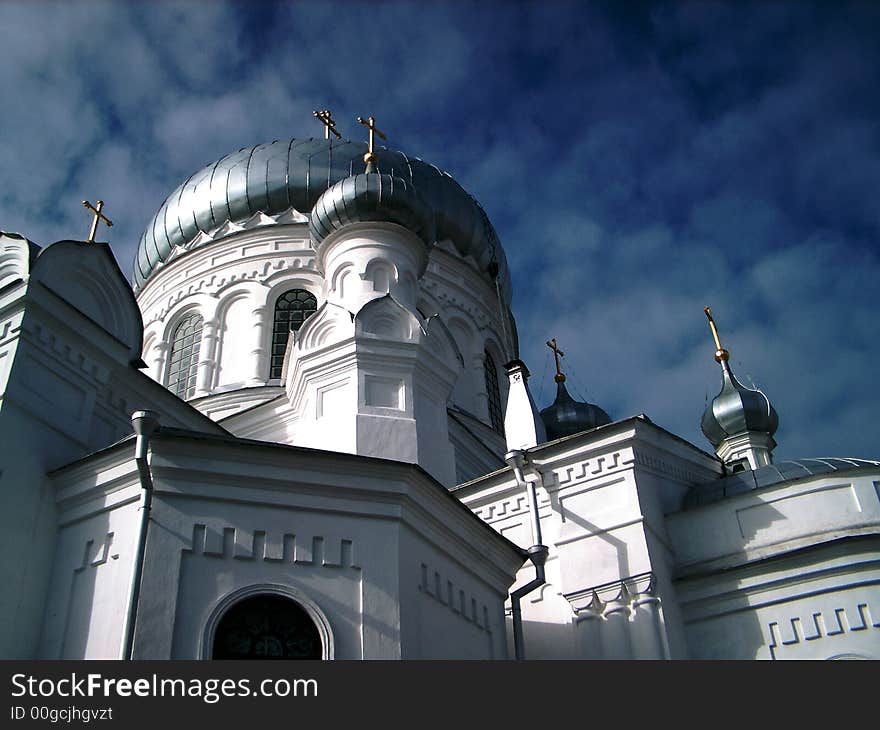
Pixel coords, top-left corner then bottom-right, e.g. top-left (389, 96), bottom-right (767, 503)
top-left (1, 132), bottom-right (878, 659)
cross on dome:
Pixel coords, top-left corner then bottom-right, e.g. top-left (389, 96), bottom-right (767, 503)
top-left (81, 199), bottom-right (112, 243)
top-left (313, 109), bottom-right (342, 140)
top-left (356, 115), bottom-right (387, 171)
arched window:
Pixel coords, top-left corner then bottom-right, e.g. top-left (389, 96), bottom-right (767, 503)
top-left (484, 349), bottom-right (504, 434)
top-left (167, 313), bottom-right (203, 399)
top-left (271, 289), bottom-right (318, 379)
top-left (212, 594), bottom-right (323, 660)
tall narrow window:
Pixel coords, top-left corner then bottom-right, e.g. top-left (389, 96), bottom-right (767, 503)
top-left (167, 313), bottom-right (203, 399)
top-left (484, 349), bottom-right (504, 434)
top-left (271, 289), bottom-right (318, 379)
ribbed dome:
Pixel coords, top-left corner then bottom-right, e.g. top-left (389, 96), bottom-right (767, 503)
top-left (540, 381), bottom-right (612, 441)
top-left (309, 172), bottom-right (435, 250)
top-left (133, 137), bottom-right (510, 299)
top-left (701, 361), bottom-right (779, 448)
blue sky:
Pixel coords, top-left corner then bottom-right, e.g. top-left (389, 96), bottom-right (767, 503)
top-left (1, 0), bottom-right (878, 461)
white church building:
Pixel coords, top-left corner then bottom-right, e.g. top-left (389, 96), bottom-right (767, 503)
top-left (1, 130), bottom-right (878, 660)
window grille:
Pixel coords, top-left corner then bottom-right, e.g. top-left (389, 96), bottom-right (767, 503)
top-left (167, 313), bottom-right (203, 399)
top-left (271, 289), bottom-right (318, 379)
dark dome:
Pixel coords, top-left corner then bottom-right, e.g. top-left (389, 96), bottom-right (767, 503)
top-left (309, 172), bottom-right (435, 250)
top-left (133, 137), bottom-right (509, 298)
top-left (701, 361), bottom-right (779, 447)
top-left (540, 381), bottom-right (612, 441)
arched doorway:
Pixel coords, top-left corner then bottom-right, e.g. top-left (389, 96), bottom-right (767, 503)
top-left (212, 593), bottom-right (323, 660)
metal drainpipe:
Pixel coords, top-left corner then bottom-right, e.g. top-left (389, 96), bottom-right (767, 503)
top-left (120, 410), bottom-right (160, 660)
top-left (506, 449), bottom-right (549, 660)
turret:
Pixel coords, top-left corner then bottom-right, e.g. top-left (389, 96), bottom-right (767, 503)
top-left (700, 307), bottom-right (779, 472)
top-left (539, 338), bottom-right (611, 440)
top-left (283, 118), bottom-right (460, 484)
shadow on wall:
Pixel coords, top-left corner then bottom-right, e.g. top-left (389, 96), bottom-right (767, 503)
top-left (41, 506), bottom-right (115, 659)
top-left (676, 497), bottom-right (787, 660)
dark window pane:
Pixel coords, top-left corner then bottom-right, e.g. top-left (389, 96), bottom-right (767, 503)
top-left (270, 289), bottom-right (317, 379)
top-left (484, 349), bottom-right (504, 434)
top-left (212, 594), bottom-right (322, 660)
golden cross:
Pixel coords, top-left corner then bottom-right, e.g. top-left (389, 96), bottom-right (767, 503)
top-left (356, 115), bottom-right (386, 166)
top-left (82, 200), bottom-right (113, 243)
top-left (313, 109), bottom-right (341, 140)
top-left (546, 338), bottom-right (566, 383)
top-left (704, 306), bottom-right (730, 363)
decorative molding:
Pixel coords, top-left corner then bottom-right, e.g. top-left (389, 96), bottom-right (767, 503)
top-left (183, 524), bottom-right (360, 570)
top-left (74, 532), bottom-right (118, 572)
top-left (767, 603), bottom-right (880, 659)
top-left (633, 449), bottom-right (711, 485)
top-left (0, 231), bottom-right (35, 291)
top-left (24, 322), bottom-right (108, 383)
top-left (142, 253), bottom-right (319, 327)
top-left (566, 572), bottom-right (657, 620)
top-left (420, 279), bottom-right (493, 331)
top-left (418, 562), bottom-right (492, 635)
top-left (554, 450), bottom-right (632, 487)
top-left (473, 491), bottom-right (551, 523)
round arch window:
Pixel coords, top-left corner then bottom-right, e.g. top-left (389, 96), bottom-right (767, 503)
top-left (212, 594), bottom-right (323, 660)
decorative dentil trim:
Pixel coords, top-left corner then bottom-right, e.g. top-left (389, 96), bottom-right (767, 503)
top-left (473, 491), bottom-right (551, 524)
top-left (554, 450), bottom-right (632, 487)
top-left (182, 523), bottom-right (360, 570)
top-left (418, 562), bottom-right (492, 635)
top-left (74, 532), bottom-right (118, 572)
top-left (767, 602), bottom-right (880, 659)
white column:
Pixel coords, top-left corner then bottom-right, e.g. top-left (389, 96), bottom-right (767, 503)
top-left (247, 305), bottom-right (269, 386)
top-left (601, 593), bottom-right (634, 659)
top-left (194, 319), bottom-right (220, 397)
top-left (631, 596), bottom-right (668, 659)
top-left (151, 341), bottom-right (169, 384)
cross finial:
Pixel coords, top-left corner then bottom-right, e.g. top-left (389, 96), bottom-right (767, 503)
top-left (356, 115), bottom-right (386, 170)
top-left (313, 109), bottom-right (341, 140)
top-left (546, 338), bottom-right (566, 383)
top-left (704, 306), bottom-right (730, 363)
top-left (82, 200), bottom-right (113, 243)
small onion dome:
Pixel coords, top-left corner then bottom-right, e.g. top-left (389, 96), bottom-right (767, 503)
top-left (701, 359), bottom-right (779, 448)
top-left (309, 172), bottom-right (436, 250)
top-left (540, 380), bottom-right (612, 440)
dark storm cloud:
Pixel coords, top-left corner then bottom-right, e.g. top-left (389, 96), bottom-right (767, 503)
top-left (0, 0), bottom-right (877, 460)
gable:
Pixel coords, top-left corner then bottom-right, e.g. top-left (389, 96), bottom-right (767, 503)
top-left (30, 240), bottom-right (145, 366)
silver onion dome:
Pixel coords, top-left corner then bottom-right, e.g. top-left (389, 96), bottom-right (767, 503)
top-left (701, 359), bottom-right (779, 448)
top-left (133, 137), bottom-right (510, 299)
top-left (309, 172), bottom-right (435, 250)
top-left (540, 381), bottom-right (612, 441)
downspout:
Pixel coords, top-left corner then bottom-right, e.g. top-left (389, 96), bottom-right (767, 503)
top-left (120, 410), bottom-right (160, 660)
top-left (506, 449), bottom-right (549, 660)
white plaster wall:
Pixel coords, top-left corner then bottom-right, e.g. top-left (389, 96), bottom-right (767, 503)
top-left (677, 537), bottom-right (880, 659)
top-left (667, 472), bottom-right (880, 574)
top-left (668, 469), bottom-right (880, 659)
top-left (39, 470), bottom-right (141, 659)
top-left (398, 524), bottom-right (510, 659)
top-left (215, 292), bottom-right (256, 388)
top-left (458, 420), bottom-right (724, 660)
top-left (43, 436), bottom-right (521, 660)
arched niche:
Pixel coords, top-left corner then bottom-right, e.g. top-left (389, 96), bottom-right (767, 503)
top-left (203, 584), bottom-right (334, 660)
